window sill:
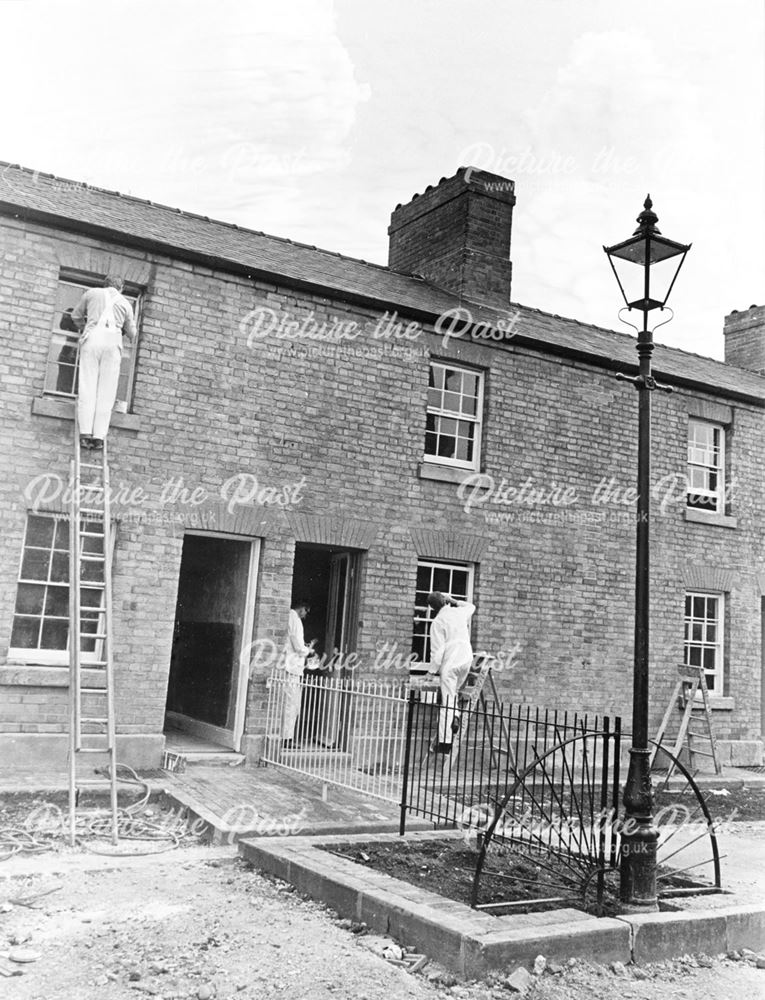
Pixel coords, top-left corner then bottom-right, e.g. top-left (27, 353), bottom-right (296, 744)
top-left (32, 395), bottom-right (142, 433)
top-left (0, 664), bottom-right (104, 687)
top-left (684, 508), bottom-right (737, 530)
top-left (687, 696), bottom-right (735, 711)
top-left (418, 462), bottom-right (478, 485)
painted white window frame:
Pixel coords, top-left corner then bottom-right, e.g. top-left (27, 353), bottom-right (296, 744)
top-left (687, 419), bottom-right (725, 514)
top-left (411, 559), bottom-right (475, 664)
top-left (9, 512), bottom-right (109, 666)
top-left (43, 271), bottom-right (142, 411)
top-left (424, 361), bottom-right (484, 471)
top-left (684, 590), bottom-right (725, 696)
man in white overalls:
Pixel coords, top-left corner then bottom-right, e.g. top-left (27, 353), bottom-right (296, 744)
top-left (282, 599), bottom-right (316, 745)
top-left (71, 274), bottom-right (137, 450)
top-left (427, 592), bottom-right (476, 754)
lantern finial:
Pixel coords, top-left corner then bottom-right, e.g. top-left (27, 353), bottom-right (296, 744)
top-left (634, 195), bottom-right (660, 237)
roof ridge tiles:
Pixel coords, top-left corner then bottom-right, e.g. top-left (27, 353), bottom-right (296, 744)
top-left (0, 159), bottom-right (400, 277)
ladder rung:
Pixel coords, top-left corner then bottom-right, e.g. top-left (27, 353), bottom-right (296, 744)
top-left (79, 508), bottom-right (105, 516)
top-left (80, 633), bottom-right (107, 640)
top-left (80, 531), bottom-right (105, 538)
top-left (81, 716), bottom-right (108, 723)
top-left (76, 747), bottom-right (112, 754)
top-left (79, 484), bottom-right (105, 492)
top-left (74, 778), bottom-right (112, 786)
top-left (80, 605), bottom-right (105, 613)
top-left (689, 749), bottom-right (716, 757)
top-left (80, 554), bottom-right (105, 562)
top-left (80, 686), bottom-right (107, 694)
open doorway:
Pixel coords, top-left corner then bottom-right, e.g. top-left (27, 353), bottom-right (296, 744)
top-left (164, 533), bottom-right (259, 751)
top-left (289, 543), bottom-right (362, 748)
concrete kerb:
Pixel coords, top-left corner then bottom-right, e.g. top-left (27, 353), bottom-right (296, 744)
top-left (238, 829), bottom-right (765, 978)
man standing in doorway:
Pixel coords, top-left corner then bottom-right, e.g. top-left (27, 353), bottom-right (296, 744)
top-left (72, 274), bottom-right (137, 450)
top-left (427, 592), bottom-right (475, 754)
top-left (282, 599), bottom-right (316, 746)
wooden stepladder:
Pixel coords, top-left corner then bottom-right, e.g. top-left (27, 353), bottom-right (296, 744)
top-left (650, 664), bottom-right (722, 782)
top-left (68, 415), bottom-right (119, 846)
top-left (454, 652), bottom-right (516, 773)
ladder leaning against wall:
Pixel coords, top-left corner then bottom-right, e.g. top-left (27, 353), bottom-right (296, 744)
top-left (67, 414), bottom-right (119, 846)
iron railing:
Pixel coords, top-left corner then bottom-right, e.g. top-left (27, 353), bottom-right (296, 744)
top-left (261, 669), bottom-right (409, 801)
top-left (399, 691), bottom-right (621, 837)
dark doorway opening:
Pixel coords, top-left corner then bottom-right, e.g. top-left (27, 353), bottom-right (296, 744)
top-left (165, 534), bottom-right (255, 749)
top-left (289, 543), bottom-right (362, 748)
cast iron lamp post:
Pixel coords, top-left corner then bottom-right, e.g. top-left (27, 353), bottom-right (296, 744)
top-left (604, 197), bottom-right (690, 908)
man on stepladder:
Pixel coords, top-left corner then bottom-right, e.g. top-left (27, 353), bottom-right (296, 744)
top-left (427, 592), bottom-right (475, 754)
top-left (72, 275), bottom-right (137, 450)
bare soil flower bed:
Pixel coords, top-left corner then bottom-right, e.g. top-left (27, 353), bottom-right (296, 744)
top-left (320, 837), bottom-right (621, 916)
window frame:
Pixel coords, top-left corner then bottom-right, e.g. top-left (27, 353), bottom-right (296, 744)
top-left (683, 590), bottom-right (725, 696)
top-left (9, 512), bottom-right (108, 666)
top-left (43, 270), bottom-right (142, 412)
top-left (686, 418), bottom-right (726, 514)
top-left (424, 361), bottom-right (484, 472)
top-left (411, 559), bottom-right (475, 664)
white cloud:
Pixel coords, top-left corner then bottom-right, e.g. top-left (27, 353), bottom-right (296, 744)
top-left (0, 0), bottom-right (369, 235)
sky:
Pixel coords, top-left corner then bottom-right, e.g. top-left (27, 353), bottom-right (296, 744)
top-left (0, 0), bottom-right (763, 360)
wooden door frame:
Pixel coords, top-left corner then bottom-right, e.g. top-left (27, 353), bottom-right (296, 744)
top-left (166, 531), bottom-right (260, 751)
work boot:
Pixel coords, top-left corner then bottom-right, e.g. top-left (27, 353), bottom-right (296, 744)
top-left (79, 435), bottom-right (93, 450)
top-left (90, 438), bottom-right (104, 451)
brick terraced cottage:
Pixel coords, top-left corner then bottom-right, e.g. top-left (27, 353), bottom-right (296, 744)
top-left (0, 162), bottom-right (763, 773)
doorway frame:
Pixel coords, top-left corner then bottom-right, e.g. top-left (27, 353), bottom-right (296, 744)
top-left (165, 530), bottom-right (261, 752)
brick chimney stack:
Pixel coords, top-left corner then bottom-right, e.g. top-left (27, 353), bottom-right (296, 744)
top-left (388, 167), bottom-right (516, 309)
top-left (724, 305), bottom-right (765, 374)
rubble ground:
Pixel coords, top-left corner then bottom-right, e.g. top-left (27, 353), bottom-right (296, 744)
top-left (1, 845), bottom-right (764, 999)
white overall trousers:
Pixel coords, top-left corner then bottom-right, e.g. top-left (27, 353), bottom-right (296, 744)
top-left (77, 291), bottom-right (122, 440)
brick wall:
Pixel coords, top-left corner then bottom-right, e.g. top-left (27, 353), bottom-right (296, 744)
top-left (1, 214), bottom-right (763, 770)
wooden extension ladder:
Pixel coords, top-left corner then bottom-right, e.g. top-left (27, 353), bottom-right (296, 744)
top-left (68, 415), bottom-right (119, 846)
top-left (649, 664), bottom-right (722, 782)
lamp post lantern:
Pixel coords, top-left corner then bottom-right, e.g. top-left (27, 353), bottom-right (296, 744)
top-left (604, 197), bottom-right (690, 908)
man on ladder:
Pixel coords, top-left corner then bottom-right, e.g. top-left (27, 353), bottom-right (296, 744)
top-left (426, 592), bottom-right (475, 754)
top-left (72, 274), bottom-right (137, 450)
top-left (67, 273), bottom-right (134, 845)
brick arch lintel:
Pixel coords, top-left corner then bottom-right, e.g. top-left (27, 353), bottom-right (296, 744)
top-left (284, 512), bottom-right (379, 550)
top-left (683, 566), bottom-right (738, 593)
top-left (410, 527), bottom-right (487, 563)
top-left (54, 244), bottom-right (153, 288)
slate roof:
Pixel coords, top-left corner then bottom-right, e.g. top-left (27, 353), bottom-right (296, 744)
top-left (0, 161), bottom-right (763, 404)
